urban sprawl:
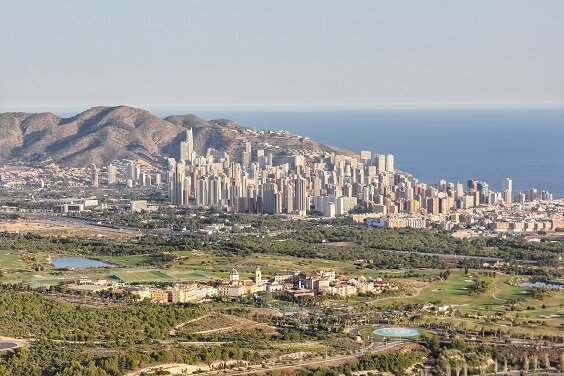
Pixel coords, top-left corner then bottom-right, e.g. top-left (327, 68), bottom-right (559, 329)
top-left (1, 128), bottom-right (561, 235)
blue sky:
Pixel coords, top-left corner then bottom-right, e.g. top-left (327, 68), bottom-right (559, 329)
top-left (1, 1), bottom-right (563, 108)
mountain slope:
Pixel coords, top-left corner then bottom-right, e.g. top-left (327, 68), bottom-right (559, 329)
top-left (0, 106), bottom-right (353, 166)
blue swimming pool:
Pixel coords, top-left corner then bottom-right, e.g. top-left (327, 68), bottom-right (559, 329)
top-left (373, 327), bottom-right (421, 337)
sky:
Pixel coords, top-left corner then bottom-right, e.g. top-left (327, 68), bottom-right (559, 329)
top-left (1, 1), bottom-right (563, 109)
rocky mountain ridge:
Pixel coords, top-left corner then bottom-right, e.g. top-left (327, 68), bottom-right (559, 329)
top-left (0, 106), bottom-right (353, 167)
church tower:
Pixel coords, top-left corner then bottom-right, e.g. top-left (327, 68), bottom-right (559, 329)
top-left (254, 266), bottom-right (262, 285)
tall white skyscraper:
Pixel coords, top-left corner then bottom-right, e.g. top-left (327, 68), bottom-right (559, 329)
top-left (385, 154), bottom-right (394, 173)
top-left (180, 128), bottom-right (194, 162)
top-left (503, 178), bottom-right (512, 192)
top-left (456, 181), bottom-right (464, 199)
top-left (242, 141), bottom-right (252, 170)
top-left (187, 128), bottom-right (194, 155)
top-left (107, 165), bottom-right (117, 185)
top-left (376, 154), bottom-right (386, 173)
top-left (503, 178), bottom-right (512, 204)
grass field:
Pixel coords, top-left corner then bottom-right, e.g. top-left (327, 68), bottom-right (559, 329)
top-left (369, 269), bottom-right (563, 338)
top-left (171, 270), bottom-right (211, 281)
top-left (172, 251), bottom-right (421, 280)
top-left (112, 270), bottom-right (177, 283)
top-left (394, 269), bottom-right (534, 310)
top-left (101, 255), bottom-right (153, 267)
top-left (0, 252), bottom-right (26, 269)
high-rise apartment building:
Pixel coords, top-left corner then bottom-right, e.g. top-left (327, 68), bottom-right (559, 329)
top-left (295, 177), bottom-right (309, 216)
top-left (180, 128), bottom-right (194, 162)
top-left (385, 154), bottom-right (394, 173)
top-left (503, 178), bottom-right (512, 204)
top-left (376, 154), bottom-right (386, 173)
top-left (90, 164), bottom-right (99, 187)
top-left (107, 165), bottom-right (117, 185)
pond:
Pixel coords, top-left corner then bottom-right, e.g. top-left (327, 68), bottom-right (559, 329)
top-left (517, 281), bottom-right (562, 289)
top-left (49, 256), bottom-right (115, 269)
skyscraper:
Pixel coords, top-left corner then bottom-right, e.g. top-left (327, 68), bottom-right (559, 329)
top-left (107, 165), bottom-right (117, 185)
top-left (456, 181), bottom-right (464, 199)
top-left (385, 154), bottom-right (394, 173)
top-left (173, 160), bottom-right (186, 206)
top-left (295, 177), bottom-right (309, 216)
top-left (242, 141), bottom-right (252, 170)
top-left (90, 164), bottom-right (99, 187)
top-left (503, 178), bottom-right (512, 204)
top-left (180, 128), bottom-right (194, 162)
top-left (187, 128), bottom-right (194, 156)
top-left (376, 154), bottom-right (386, 173)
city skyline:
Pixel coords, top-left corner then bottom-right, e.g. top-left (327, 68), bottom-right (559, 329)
top-left (0, 2), bottom-right (562, 374)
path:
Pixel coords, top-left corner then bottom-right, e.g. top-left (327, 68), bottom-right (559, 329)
top-left (210, 342), bottom-right (402, 375)
top-left (491, 278), bottom-right (506, 302)
top-left (170, 314), bottom-right (212, 335)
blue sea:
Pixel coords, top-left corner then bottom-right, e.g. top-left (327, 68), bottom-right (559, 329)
top-left (50, 106), bottom-right (564, 197)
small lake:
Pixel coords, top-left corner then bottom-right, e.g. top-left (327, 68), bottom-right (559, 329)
top-left (517, 281), bottom-right (562, 290)
top-left (50, 256), bottom-right (115, 269)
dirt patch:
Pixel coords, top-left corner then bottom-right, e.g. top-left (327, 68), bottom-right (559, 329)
top-left (0, 336), bottom-right (29, 351)
top-left (0, 220), bottom-right (138, 239)
top-left (317, 242), bottom-right (357, 247)
top-left (127, 360), bottom-right (247, 376)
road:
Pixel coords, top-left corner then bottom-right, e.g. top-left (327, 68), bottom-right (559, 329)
top-left (205, 342), bottom-right (401, 375)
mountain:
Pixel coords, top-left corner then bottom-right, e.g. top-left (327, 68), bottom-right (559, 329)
top-left (0, 106), bottom-right (353, 167)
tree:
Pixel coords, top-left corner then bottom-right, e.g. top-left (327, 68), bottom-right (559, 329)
top-left (427, 336), bottom-right (440, 354)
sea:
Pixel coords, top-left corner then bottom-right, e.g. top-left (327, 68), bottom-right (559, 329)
top-left (48, 106), bottom-right (564, 198)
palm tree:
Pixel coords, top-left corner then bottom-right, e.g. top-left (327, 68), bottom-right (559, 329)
top-left (454, 361), bottom-right (462, 376)
top-left (523, 354), bottom-right (530, 373)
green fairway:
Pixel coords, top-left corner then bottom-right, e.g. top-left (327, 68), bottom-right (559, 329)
top-left (111, 270), bottom-right (177, 283)
top-left (169, 270), bottom-right (211, 281)
top-left (101, 255), bottom-right (154, 267)
top-left (0, 252), bottom-right (26, 269)
top-left (399, 269), bottom-right (533, 310)
top-left (172, 251), bottom-right (412, 280)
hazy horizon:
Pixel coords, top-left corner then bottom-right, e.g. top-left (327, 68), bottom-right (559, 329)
top-left (1, 1), bottom-right (563, 107)
top-left (2, 103), bottom-right (564, 118)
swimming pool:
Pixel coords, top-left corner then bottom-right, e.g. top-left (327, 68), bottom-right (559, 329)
top-left (373, 327), bottom-right (421, 337)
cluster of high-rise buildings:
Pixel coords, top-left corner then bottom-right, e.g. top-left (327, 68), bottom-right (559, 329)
top-left (163, 132), bottom-right (556, 220)
top-left (2, 128), bottom-right (558, 230)
top-left (90, 160), bottom-right (161, 188)
top-left (166, 130), bottom-right (394, 217)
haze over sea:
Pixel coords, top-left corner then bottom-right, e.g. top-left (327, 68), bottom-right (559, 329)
top-left (48, 106), bottom-right (563, 198)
